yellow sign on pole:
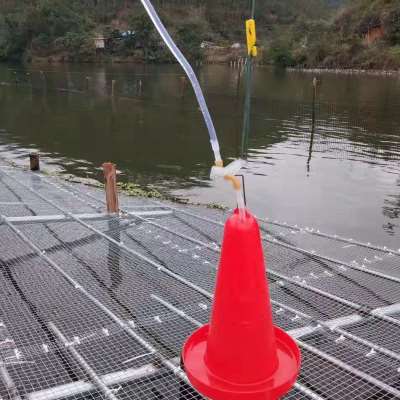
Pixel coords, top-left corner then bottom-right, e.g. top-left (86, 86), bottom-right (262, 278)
top-left (246, 19), bottom-right (258, 57)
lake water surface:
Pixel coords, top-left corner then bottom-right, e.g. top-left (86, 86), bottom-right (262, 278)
top-left (0, 64), bottom-right (399, 248)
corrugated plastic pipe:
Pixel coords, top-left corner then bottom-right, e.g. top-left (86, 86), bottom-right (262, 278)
top-left (139, 0), bottom-right (222, 164)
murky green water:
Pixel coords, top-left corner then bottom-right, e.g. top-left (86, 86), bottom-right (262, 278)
top-left (0, 63), bottom-right (399, 247)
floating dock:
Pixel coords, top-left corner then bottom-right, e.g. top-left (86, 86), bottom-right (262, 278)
top-left (1, 161), bottom-right (400, 399)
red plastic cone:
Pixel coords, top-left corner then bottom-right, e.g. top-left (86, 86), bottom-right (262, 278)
top-left (182, 209), bottom-right (301, 400)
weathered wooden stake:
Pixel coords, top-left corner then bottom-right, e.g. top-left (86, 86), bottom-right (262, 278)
top-left (29, 153), bottom-right (40, 171)
top-left (86, 76), bottom-right (91, 91)
top-left (313, 77), bottom-right (318, 99)
top-left (312, 77), bottom-right (318, 122)
top-left (180, 76), bottom-right (187, 99)
top-left (236, 66), bottom-right (242, 97)
top-left (111, 80), bottom-right (116, 97)
top-left (102, 163), bottom-right (119, 214)
top-left (137, 79), bottom-right (143, 96)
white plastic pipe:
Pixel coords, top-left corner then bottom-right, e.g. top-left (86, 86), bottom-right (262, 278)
top-left (139, 0), bottom-right (222, 163)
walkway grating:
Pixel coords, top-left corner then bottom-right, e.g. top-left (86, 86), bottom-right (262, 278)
top-left (0, 164), bottom-right (400, 399)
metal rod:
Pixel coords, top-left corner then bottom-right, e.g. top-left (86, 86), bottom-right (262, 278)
top-left (0, 361), bottom-right (22, 400)
top-left (151, 295), bottom-right (202, 327)
top-left (294, 383), bottom-right (326, 400)
top-left (48, 323), bottom-right (119, 400)
top-left (371, 303), bottom-right (400, 317)
top-left (261, 218), bottom-right (399, 257)
top-left (3, 210), bottom-right (171, 225)
top-left (26, 364), bottom-right (157, 400)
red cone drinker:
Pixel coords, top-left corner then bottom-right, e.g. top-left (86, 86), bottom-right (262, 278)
top-left (182, 209), bottom-right (301, 400)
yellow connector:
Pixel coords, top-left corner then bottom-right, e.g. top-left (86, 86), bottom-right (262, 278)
top-left (224, 175), bottom-right (242, 191)
top-left (246, 19), bottom-right (257, 57)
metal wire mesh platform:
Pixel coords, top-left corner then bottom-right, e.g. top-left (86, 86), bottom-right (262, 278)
top-left (1, 163), bottom-right (400, 400)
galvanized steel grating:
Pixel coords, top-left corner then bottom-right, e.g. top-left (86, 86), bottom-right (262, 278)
top-left (1, 165), bottom-right (400, 399)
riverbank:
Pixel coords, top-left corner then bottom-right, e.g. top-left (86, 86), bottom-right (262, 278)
top-left (287, 67), bottom-right (400, 77)
top-left (24, 54), bottom-right (400, 76)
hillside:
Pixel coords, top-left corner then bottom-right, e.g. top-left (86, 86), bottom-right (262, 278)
top-left (0, 0), bottom-right (399, 70)
top-left (271, 0), bottom-right (400, 69)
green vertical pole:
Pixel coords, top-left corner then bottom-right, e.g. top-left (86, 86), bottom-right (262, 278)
top-left (240, 0), bottom-right (256, 159)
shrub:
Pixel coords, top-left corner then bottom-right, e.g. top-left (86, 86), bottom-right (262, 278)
top-left (269, 46), bottom-right (296, 67)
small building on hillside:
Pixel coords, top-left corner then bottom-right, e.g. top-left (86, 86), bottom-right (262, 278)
top-left (94, 35), bottom-right (106, 50)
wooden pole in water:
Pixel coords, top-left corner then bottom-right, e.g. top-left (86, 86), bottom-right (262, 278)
top-left (102, 162), bottom-right (119, 214)
top-left (236, 65), bottom-right (242, 97)
top-left (180, 76), bottom-right (187, 99)
top-left (111, 80), bottom-right (116, 97)
top-left (137, 79), bottom-right (143, 96)
top-left (40, 71), bottom-right (47, 92)
top-left (29, 153), bottom-right (40, 171)
top-left (312, 77), bottom-right (318, 121)
top-left (308, 77), bottom-right (318, 172)
top-left (86, 76), bottom-right (91, 91)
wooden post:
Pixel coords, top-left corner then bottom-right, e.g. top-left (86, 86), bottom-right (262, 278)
top-left (180, 76), bottom-right (187, 99)
top-left (102, 163), bottom-right (119, 214)
top-left (111, 80), bottom-right (116, 97)
top-left (137, 79), bottom-right (143, 96)
top-left (308, 77), bottom-right (318, 173)
top-left (29, 153), bottom-right (40, 171)
top-left (86, 76), bottom-right (91, 91)
top-left (236, 66), bottom-right (242, 97)
top-left (312, 77), bottom-right (318, 123)
top-left (313, 77), bottom-right (318, 99)
top-left (40, 71), bottom-right (46, 91)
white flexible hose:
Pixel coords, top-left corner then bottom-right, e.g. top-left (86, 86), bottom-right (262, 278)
top-left (139, 0), bottom-right (222, 163)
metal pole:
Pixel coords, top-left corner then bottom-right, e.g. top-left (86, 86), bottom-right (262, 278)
top-left (48, 323), bottom-right (119, 400)
top-left (26, 364), bottom-right (157, 400)
top-left (0, 361), bottom-right (22, 400)
top-left (260, 218), bottom-right (400, 257)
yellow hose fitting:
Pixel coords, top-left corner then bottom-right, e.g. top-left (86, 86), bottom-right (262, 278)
top-left (224, 175), bottom-right (242, 191)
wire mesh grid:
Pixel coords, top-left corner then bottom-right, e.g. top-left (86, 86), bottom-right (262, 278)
top-left (1, 166), bottom-right (400, 399)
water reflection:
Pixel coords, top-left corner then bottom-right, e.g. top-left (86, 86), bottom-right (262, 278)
top-left (0, 64), bottom-right (400, 246)
top-left (383, 178), bottom-right (400, 236)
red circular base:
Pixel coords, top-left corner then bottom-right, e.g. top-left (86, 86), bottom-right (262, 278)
top-left (182, 325), bottom-right (301, 400)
